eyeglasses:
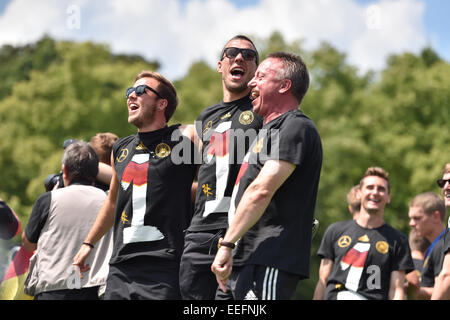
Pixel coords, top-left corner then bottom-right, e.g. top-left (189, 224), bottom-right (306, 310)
top-left (125, 85), bottom-right (163, 99)
top-left (222, 47), bottom-right (258, 62)
top-left (437, 178), bottom-right (450, 188)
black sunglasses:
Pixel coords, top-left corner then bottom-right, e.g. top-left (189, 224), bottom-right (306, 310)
top-left (437, 178), bottom-right (450, 188)
top-left (222, 47), bottom-right (258, 62)
top-left (126, 85), bottom-right (163, 99)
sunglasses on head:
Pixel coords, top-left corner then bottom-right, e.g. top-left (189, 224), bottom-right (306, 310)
top-left (222, 47), bottom-right (258, 62)
top-left (125, 85), bottom-right (163, 99)
top-left (437, 178), bottom-right (450, 188)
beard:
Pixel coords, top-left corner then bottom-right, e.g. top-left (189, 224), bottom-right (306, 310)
top-left (128, 104), bottom-right (156, 129)
top-left (223, 76), bottom-right (251, 95)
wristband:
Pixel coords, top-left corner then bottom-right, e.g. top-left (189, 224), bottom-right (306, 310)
top-left (218, 238), bottom-right (235, 249)
top-left (83, 242), bottom-right (94, 249)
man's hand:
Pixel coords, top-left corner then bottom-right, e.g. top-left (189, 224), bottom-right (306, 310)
top-left (211, 246), bottom-right (233, 292)
top-left (73, 244), bottom-right (93, 277)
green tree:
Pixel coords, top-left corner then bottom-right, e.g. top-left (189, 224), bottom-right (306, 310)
top-left (0, 39), bottom-right (159, 225)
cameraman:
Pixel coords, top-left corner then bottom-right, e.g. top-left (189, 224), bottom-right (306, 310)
top-left (22, 141), bottom-right (112, 300)
top-left (45, 135), bottom-right (117, 192)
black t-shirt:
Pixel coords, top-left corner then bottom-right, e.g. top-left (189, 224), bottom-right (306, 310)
top-left (188, 96), bottom-right (263, 231)
top-left (231, 109), bottom-right (323, 278)
top-left (318, 220), bottom-right (414, 300)
top-left (24, 192), bottom-right (51, 243)
top-left (110, 125), bottom-right (196, 264)
top-left (422, 229), bottom-right (450, 287)
top-left (0, 200), bottom-right (21, 240)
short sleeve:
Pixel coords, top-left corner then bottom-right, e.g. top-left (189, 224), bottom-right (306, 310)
top-left (25, 192), bottom-right (52, 243)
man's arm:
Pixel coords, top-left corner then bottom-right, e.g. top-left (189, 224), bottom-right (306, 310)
top-left (389, 270), bottom-right (406, 300)
top-left (21, 232), bottom-right (37, 252)
top-left (431, 252), bottom-right (450, 299)
top-left (73, 153), bottom-right (118, 273)
top-left (96, 162), bottom-right (113, 185)
top-left (211, 159), bottom-right (295, 291)
top-left (313, 258), bottom-right (334, 300)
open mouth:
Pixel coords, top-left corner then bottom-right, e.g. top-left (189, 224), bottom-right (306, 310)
top-left (230, 67), bottom-right (245, 79)
top-left (129, 103), bottom-right (139, 112)
top-left (250, 89), bottom-right (259, 100)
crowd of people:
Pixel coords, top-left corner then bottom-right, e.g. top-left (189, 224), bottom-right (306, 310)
top-left (0, 34), bottom-right (449, 300)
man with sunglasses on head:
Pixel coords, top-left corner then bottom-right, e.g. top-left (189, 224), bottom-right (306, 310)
top-left (179, 35), bottom-right (263, 300)
top-left (431, 163), bottom-right (450, 299)
top-left (73, 71), bottom-right (197, 300)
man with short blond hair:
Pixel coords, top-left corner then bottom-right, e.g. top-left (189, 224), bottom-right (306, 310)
top-left (314, 167), bottom-right (414, 300)
top-left (408, 192), bottom-right (446, 299)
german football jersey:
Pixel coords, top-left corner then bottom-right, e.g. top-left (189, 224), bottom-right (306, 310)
top-left (110, 125), bottom-right (196, 264)
top-left (231, 109), bottom-right (322, 278)
top-left (318, 220), bottom-right (414, 300)
top-left (187, 96), bottom-right (263, 231)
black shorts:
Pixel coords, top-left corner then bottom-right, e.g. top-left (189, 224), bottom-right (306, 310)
top-left (34, 286), bottom-right (100, 300)
top-left (179, 229), bottom-right (226, 300)
top-left (215, 264), bottom-right (300, 300)
top-left (104, 256), bottom-right (181, 300)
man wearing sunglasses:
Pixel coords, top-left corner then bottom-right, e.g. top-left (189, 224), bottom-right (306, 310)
top-left (73, 71), bottom-right (197, 300)
top-left (179, 35), bottom-right (263, 300)
top-left (431, 163), bottom-right (450, 299)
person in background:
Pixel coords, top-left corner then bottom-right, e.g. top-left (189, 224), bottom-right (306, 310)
top-left (347, 185), bottom-right (361, 219)
top-left (89, 132), bottom-right (118, 191)
top-left (405, 229), bottom-right (430, 298)
top-left (407, 192), bottom-right (446, 299)
top-left (314, 167), bottom-right (414, 300)
top-left (23, 141), bottom-right (112, 300)
top-left (0, 198), bottom-right (21, 240)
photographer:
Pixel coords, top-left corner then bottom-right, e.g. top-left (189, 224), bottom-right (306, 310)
top-left (22, 141), bottom-right (112, 300)
top-left (45, 135), bottom-right (117, 192)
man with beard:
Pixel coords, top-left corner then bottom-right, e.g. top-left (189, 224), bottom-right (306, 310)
top-left (74, 71), bottom-right (197, 299)
top-left (179, 35), bottom-right (263, 300)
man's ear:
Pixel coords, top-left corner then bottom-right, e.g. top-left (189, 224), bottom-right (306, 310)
top-left (157, 98), bottom-right (168, 111)
top-left (61, 164), bottom-right (68, 179)
top-left (279, 79), bottom-right (292, 94)
top-left (217, 60), bottom-right (223, 74)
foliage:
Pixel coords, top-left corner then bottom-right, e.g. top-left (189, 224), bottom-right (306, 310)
top-left (0, 33), bottom-right (449, 299)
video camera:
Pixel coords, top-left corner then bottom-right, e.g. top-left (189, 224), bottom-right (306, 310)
top-left (43, 139), bottom-right (76, 192)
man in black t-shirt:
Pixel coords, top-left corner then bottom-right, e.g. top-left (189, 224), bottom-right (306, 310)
top-left (314, 167), bottom-right (414, 300)
top-left (430, 163), bottom-right (450, 299)
top-left (211, 52), bottom-right (322, 300)
top-left (179, 35), bottom-right (263, 300)
top-left (73, 71), bottom-right (197, 300)
top-left (407, 192), bottom-right (446, 299)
